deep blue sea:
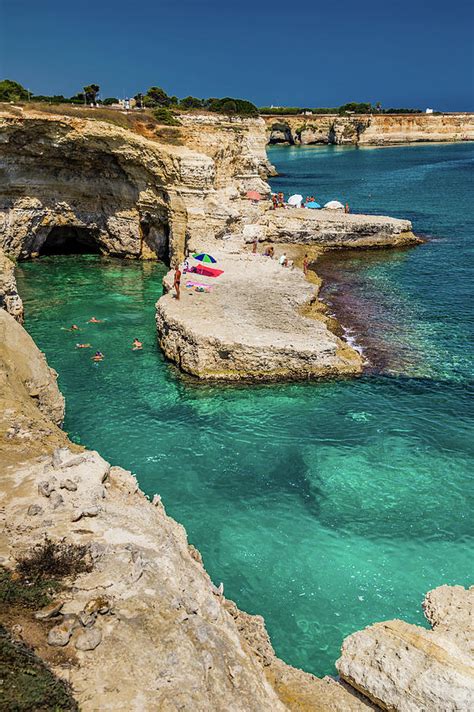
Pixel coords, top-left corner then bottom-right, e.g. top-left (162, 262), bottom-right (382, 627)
top-left (16, 142), bottom-right (473, 677)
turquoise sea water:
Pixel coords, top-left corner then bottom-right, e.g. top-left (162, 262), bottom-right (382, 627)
top-left (15, 143), bottom-right (473, 677)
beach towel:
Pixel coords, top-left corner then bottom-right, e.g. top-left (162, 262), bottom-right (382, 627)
top-left (186, 281), bottom-right (213, 292)
top-left (195, 265), bottom-right (224, 278)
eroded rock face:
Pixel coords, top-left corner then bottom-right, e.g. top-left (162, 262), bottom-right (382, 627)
top-left (336, 587), bottom-right (474, 711)
top-left (265, 114), bottom-right (474, 146)
top-left (0, 110), bottom-right (273, 264)
top-left (0, 247), bottom-right (23, 321)
top-left (0, 307), bottom-right (64, 423)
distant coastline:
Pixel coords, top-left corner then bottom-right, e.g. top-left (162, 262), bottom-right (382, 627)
top-left (264, 112), bottom-right (474, 146)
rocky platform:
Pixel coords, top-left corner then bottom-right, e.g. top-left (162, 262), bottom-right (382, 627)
top-left (252, 208), bottom-right (421, 249)
top-left (156, 250), bottom-right (362, 381)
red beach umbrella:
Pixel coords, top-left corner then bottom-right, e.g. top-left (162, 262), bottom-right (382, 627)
top-left (246, 190), bottom-right (263, 201)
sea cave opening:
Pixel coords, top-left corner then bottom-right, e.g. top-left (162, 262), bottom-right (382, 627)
top-left (39, 226), bottom-right (102, 256)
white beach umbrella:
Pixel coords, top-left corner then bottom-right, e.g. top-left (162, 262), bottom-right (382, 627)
top-left (288, 194), bottom-right (303, 207)
top-left (324, 200), bottom-right (345, 210)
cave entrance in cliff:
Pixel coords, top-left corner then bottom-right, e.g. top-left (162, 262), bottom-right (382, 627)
top-left (39, 226), bottom-right (102, 256)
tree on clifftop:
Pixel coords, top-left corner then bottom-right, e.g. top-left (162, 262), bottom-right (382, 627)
top-left (83, 84), bottom-right (100, 105)
top-left (141, 86), bottom-right (174, 108)
top-left (179, 96), bottom-right (204, 109)
top-left (0, 79), bottom-right (29, 102)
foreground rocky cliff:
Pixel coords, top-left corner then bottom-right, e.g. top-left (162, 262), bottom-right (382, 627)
top-left (265, 113), bottom-right (474, 146)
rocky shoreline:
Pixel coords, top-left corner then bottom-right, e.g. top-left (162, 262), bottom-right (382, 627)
top-left (1, 108), bottom-right (472, 710)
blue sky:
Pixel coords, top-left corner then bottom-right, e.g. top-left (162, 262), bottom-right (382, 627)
top-left (1, 0), bottom-right (473, 110)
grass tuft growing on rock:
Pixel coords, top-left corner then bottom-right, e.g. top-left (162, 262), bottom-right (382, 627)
top-left (0, 624), bottom-right (79, 711)
top-left (16, 537), bottom-right (92, 582)
top-left (0, 569), bottom-right (58, 609)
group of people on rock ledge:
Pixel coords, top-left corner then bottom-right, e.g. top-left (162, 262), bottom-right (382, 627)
top-left (272, 191), bottom-right (350, 212)
top-left (253, 241), bottom-right (310, 274)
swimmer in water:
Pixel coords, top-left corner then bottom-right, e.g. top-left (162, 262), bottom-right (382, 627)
top-left (76, 343), bottom-right (91, 349)
top-left (88, 317), bottom-right (103, 323)
top-left (69, 324), bottom-right (80, 331)
top-left (132, 338), bottom-right (143, 350)
top-left (92, 351), bottom-right (104, 361)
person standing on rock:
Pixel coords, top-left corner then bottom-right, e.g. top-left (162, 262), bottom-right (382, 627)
top-left (174, 265), bottom-right (182, 300)
top-left (303, 254), bottom-right (309, 275)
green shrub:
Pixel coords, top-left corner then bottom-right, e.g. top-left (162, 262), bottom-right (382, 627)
top-left (152, 107), bottom-right (181, 126)
top-left (142, 86), bottom-right (173, 107)
top-left (339, 102), bottom-right (372, 114)
top-left (102, 97), bottom-right (119, 105)
top-left (0, 568), bottom-right (58, 609)
top-left (206, 97), bottom-right (258, 116)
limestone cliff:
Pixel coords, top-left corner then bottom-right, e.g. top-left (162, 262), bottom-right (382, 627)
top-left (0, 108), bottom-right (471, 711)
top-left (265, 113), bottom-right (474, 146)
top-left (0, 247), bottom-right (23, 321)
top-left (0, 109), bottom-right (273, 264)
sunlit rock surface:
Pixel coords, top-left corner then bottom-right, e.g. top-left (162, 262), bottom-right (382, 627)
top-left (336, 586), bottom-right (474, 711)
top-left (265, 113), bottom-right (474, 145)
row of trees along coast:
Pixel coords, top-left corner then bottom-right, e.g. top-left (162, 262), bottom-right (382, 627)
top-left (0, 80), bottom-right (425, 122)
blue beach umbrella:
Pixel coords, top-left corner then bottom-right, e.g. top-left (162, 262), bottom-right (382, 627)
top-left (305, 201), bottom-right (321, 209)
top-left (192, 253), bottom-right (217, 264)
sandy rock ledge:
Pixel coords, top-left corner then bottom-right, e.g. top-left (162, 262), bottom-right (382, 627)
top-left (156, 251), bottom-right (363, 382)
